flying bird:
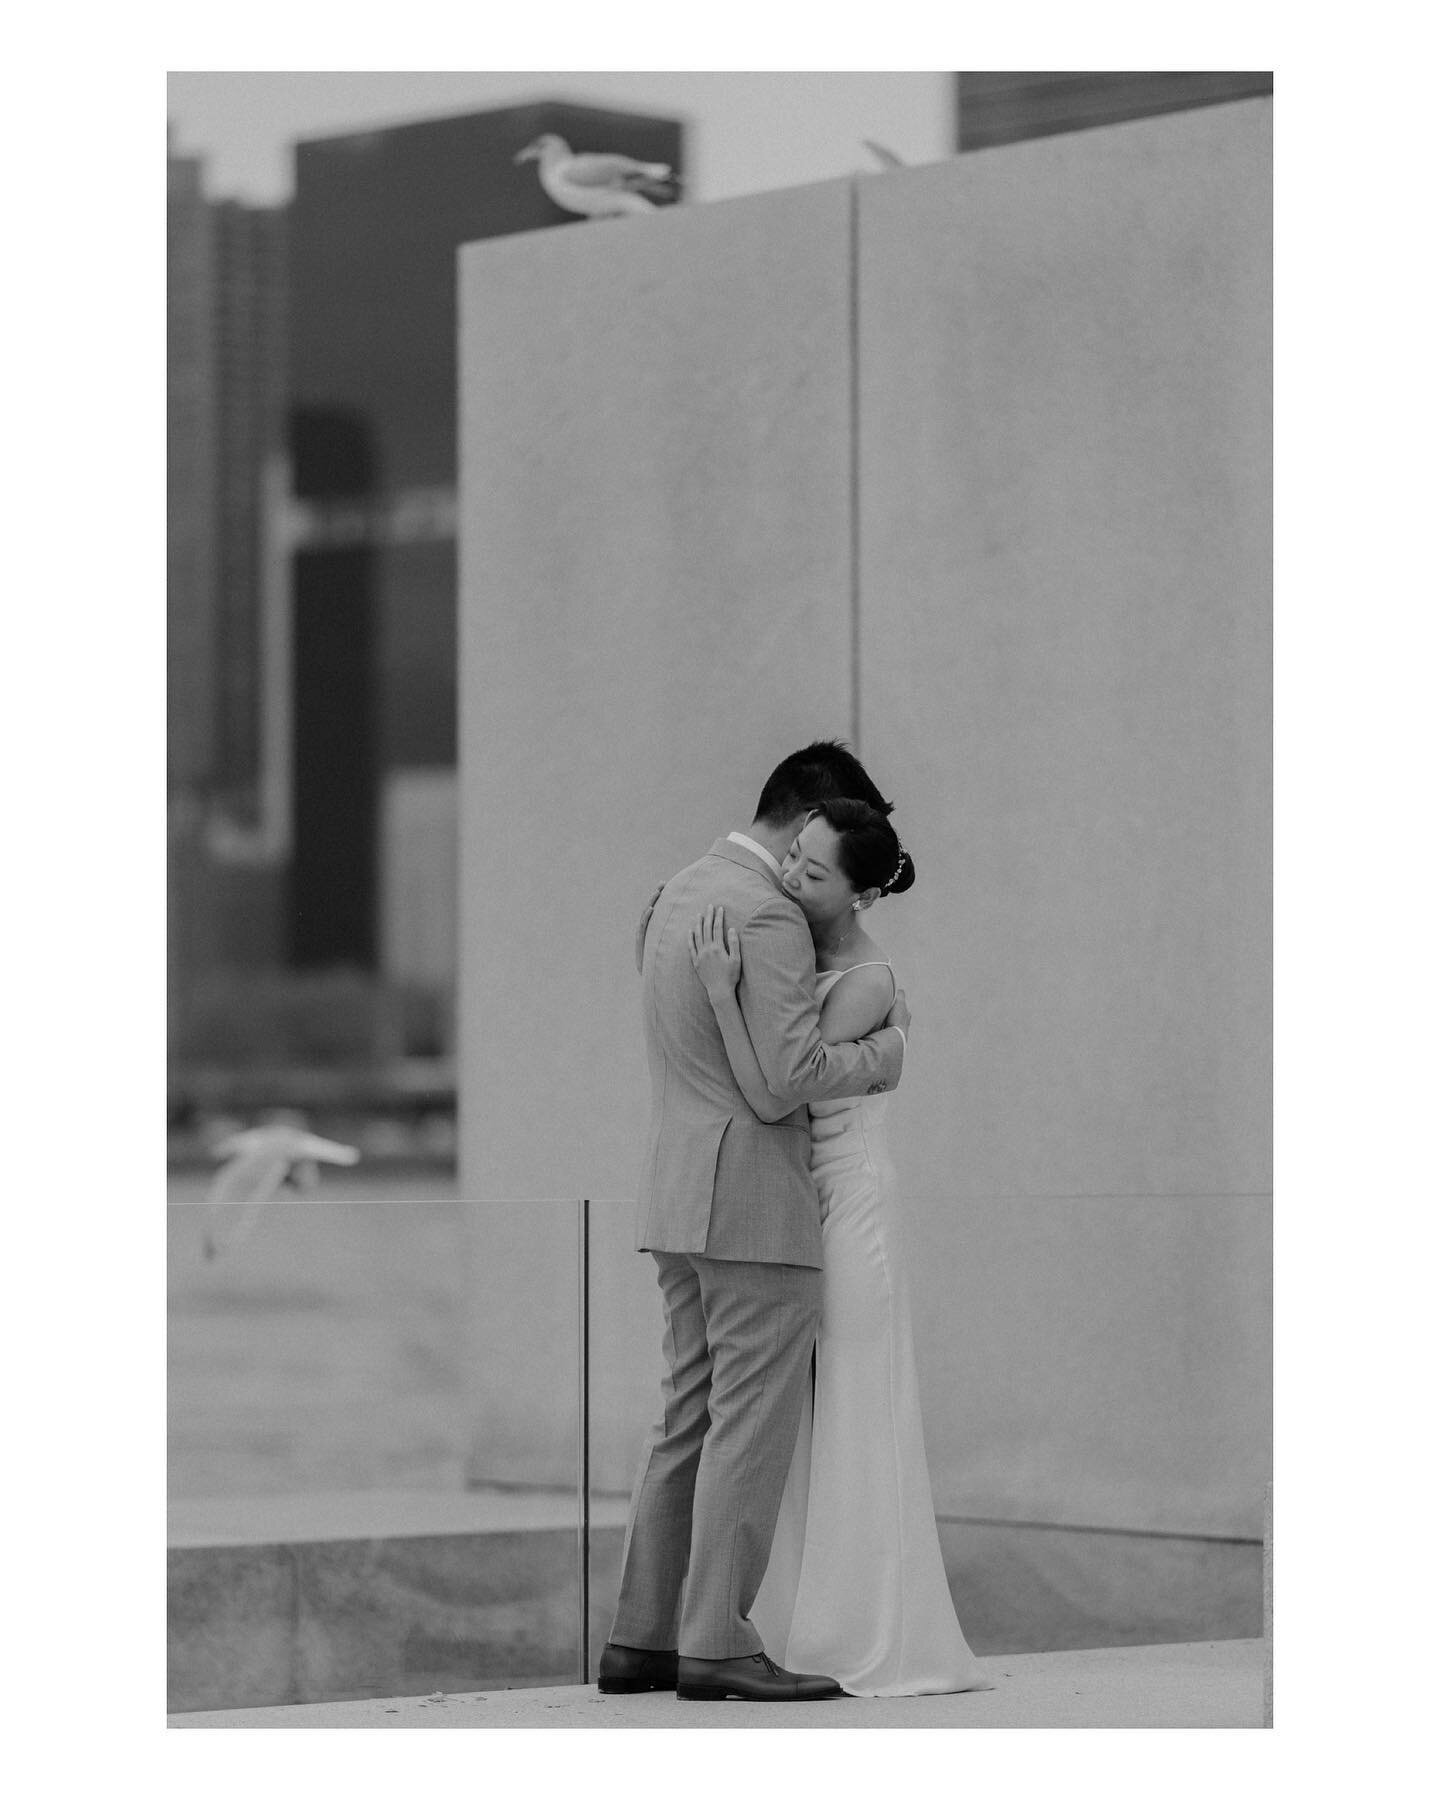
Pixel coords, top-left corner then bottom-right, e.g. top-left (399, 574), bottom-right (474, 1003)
top-left (201, 1125), bottom-right (360, 1261)
top-left (514, 135), bottom-right (682, 218)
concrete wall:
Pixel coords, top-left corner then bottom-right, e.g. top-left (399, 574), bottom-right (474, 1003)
top-left (459, 99), bottom-right (1270, 1622)
top-left (458, 180), bottom-right (856, 1206)
top-left (856, 107), bottom-right (1271, 1537)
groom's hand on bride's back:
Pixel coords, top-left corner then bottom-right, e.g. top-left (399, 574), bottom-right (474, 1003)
top-left (885, 988), bottom-right (911, 1040)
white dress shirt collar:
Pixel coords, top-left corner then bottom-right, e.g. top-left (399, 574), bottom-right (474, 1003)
top-left (726, 831), bottom-right (783, 882)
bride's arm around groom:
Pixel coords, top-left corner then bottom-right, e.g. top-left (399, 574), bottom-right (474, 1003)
top-left (727, 888), bottom-right (906, 1111)
top-left (689, 903), bottom-right (908, 1122)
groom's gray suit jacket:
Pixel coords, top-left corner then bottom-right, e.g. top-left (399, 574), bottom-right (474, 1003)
top-left (635, 836), bottom-right (905, 1267)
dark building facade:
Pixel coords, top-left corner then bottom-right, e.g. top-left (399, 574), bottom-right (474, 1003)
top-left (956, 72), bottom-right (1273, 152)
top-left (287, 101), bottom-right (685, 974)
top-left (168, 149), bottom-right (218, 804)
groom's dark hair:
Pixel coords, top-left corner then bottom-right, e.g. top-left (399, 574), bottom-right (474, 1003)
top-left (753, 739), bottom-right (893, 825)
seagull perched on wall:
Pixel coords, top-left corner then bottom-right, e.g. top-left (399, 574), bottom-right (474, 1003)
top-left (201, 1125), bottom-right (360, 1261)
top-left (514, 135), bottom-right (682, 218)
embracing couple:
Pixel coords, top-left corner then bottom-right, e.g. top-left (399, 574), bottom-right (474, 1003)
top-left (598, 741), bottom-right (991, 1703)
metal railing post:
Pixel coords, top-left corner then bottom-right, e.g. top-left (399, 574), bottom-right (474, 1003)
top-left (577, 1197), bottom-right (591, 1685)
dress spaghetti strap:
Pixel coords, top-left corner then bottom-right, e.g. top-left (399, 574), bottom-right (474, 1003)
top-left (823, 959), bottom-right (897, 998)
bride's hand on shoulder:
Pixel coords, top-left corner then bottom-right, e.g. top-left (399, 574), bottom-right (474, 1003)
top-left (689, 904), bottom-right (742, 999)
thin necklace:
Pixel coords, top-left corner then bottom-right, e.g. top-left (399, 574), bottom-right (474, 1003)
top-left (817, 915), bottom-right (859, 962)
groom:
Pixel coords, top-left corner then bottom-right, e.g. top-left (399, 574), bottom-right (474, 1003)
top-left (599, 741), bottom-right (911, 1702)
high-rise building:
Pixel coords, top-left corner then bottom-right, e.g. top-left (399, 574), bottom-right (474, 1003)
top-left (956, 72), bottom-right (1273, 152)
top-left (167, 135), bottom-right (290, 1025)
top-left (212, 199), bottom-right (289, 828)
top-left (168, 146), bottom-right (218, 804)
top-left (286, 102), bottom-right (684, 979)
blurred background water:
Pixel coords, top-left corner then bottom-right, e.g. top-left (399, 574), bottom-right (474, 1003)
top-left (168, 1173), bottom-right (467, 1499)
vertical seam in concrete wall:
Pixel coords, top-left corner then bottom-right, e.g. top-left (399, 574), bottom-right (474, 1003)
top-left (848, 178), bottom-right (862, 753)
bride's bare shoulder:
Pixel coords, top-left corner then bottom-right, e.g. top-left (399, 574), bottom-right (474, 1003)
top-left (816, 942), bottom-right (895, 1037)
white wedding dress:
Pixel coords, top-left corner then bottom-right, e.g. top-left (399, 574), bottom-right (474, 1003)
top-left (750, 966), bottom-right (992, 1697)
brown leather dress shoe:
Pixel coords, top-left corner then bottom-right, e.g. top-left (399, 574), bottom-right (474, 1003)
top-left (597, 1642), bottom-right (679, 1693)
top-left (676, 1652), bottom-right (844, 1701)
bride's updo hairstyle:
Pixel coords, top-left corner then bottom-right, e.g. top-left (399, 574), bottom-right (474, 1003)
top-left (809, 797), bottom-right (916, 898)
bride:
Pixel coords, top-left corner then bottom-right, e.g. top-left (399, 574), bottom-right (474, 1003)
top-left (689, 797), bottom-right (991, 1698)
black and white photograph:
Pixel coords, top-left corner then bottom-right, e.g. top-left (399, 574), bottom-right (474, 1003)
top-left (160, 67), bottom-right (1277, 1737)
top-left (7, 12), bottom-right (1434, 1783)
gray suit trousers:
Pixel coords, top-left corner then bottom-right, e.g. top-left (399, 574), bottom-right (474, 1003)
top-left (610, 1252), bottom-right (822, 1660)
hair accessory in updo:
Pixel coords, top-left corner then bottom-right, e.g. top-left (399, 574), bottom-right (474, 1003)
top-left (881, 848), bottom-right (908, 893)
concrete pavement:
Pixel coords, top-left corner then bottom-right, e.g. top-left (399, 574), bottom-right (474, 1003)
top-left (171, 1637), bottom-right (1263, 1728)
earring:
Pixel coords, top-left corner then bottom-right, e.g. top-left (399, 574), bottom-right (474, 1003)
top-left (852, 901), bottom-right (861, 911)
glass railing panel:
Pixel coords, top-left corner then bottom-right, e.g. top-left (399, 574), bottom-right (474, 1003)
top-left (168, 1171), bottom-right (579, 1714)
